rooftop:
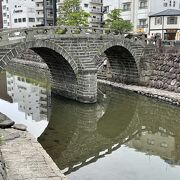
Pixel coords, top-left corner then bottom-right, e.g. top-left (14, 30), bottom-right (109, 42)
top-left (149, 9), bottom-right (180, 17)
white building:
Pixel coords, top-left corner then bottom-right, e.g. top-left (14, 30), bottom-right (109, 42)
top-left (103, 0), bottom-right (121, 19)
top-left (2, 0), bottom-right (36, 28)
top-left (120, 0), bottom-right (180, 35)
top-left (6, 72), bottom-right (49, 121)
top-left (35, 0), bottom-right (44, 26)
top-left (57, 0), bottom-right (103, 28)
top-left (149, 9), bottom-right (180, 40)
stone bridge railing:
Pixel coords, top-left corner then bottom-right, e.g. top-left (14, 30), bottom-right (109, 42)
top-left (0, 26), bottom-right (155, 47)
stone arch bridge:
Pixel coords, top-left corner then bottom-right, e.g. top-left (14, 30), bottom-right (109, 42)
top-left (0, 26), bottom-right (156, 103)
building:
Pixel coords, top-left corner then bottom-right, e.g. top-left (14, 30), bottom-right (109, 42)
top-left (57, 0), bottom-right (103, 28)
top-left (35, 0), bottom-right (44, 26)
top-left (43, 0), bottom-right (57, 26)
top-left (2, 0), bottom-right (36, 28)
top-left (0, 72), bottom-right (12, 103)
top-left (120, 0), bottom-right (180, 36)
top-left (149, 9), bottom-right (180, 40)
top-left (0, 0), bottom-right (3, 29)
top-left (6, 72), bottom-right (49, 121)
top-left (35, 0), bottom-right (56, 26)
top-left (103, 0), bottom-right (120, 20)
top-left (127, 130), bottom-right (180, 166)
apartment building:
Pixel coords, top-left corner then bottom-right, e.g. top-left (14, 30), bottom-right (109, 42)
top-left (103, 0), bottom-right (121, 19)
top-left (6, 72), bottom-right (49, 122)
top-left (35, 0), bottom-right (44, 26)
top-left (35, 0), bottom-right (56, 26)
top-left (120, 0), bottom-right (180, 35)
top-left (43, 0), bottom-right (56, 26)
top-left (57, 0), bottom-right (103, 28)
top-left (0, 0), bottom-right (3, 28)
top-left (2, 0), bottom-right (36, 28)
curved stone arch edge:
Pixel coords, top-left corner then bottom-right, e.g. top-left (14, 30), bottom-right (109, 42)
top-left (93, 41), bottom-right (144, 75)
top-left (1, 40), bottom-right (80, 75)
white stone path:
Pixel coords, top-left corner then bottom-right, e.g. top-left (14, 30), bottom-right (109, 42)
top-left (0, 129), bottom-right (67, 180)
top-left (98, 79), bottom-right (180, 103)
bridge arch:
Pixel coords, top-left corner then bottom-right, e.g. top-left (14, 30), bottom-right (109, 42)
top-left (1, 39), bottom-right (97, 103)
top-left (95, 40), bottom-right (143, 84)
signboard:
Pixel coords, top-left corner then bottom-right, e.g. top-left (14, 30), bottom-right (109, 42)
top-left (137, 28), bottom-right (144, 33)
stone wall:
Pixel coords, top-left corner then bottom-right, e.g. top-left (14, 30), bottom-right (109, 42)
top-left (148, 54), bottom-right (180, 93)
top-left (0, 151), bottom-right (6, 180)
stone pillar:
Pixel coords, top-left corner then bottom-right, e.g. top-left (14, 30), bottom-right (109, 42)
top-left (76, 70), bottom-right (97, 103)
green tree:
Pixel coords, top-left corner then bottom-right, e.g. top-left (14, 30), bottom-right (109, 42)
top-left (57, 0), bottom-right (90, 27)
top-left (105, 9), bottom-right (133, 34)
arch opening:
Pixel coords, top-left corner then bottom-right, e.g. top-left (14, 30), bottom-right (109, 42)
top-left (98, 45), bottom-right (139, 84)
top-left (30, 47), bottom-right (78, 100)
top-left (14, 47), bottom-right (78, 100)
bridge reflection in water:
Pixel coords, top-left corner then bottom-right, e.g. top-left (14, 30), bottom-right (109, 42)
top-left (1, 65), bottom-right (180, 179)
top-left (38, 84), bottom-right (180, 178)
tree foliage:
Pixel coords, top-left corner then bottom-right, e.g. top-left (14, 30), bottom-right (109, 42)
top-left (105, 9), bottom-right (133, 34)
top-left (57, 0), bottom-right (90, 27)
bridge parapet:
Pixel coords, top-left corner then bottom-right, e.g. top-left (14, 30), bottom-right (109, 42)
top-left (0, 26), bottom-right (155, 47)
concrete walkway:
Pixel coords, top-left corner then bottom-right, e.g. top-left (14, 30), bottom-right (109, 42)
top-left (0, 129), bottom-right (67, 180)
top-left (98, 79), bottom-right (180, 104)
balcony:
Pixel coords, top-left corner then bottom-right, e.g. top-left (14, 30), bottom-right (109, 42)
top-left (36, 6), bottom-right (43, 11)
top-left (122, 8), bottom-right (131, 11)
top-left (90, 0), bottom-right (103, 5)
top-left (137, 24), bottom-right (148, 28)
top-left (35, 0), bottom-right (43, 2)
top-left (139, 6), bottom-right (148, 9)
top-left (91, 18), bottom-right (102, 23)
top-left (90, 8), bottom-right (103, 14)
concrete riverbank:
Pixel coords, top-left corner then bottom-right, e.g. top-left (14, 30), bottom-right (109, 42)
top-left (98, 79), bottom-right (180, 106)
top-left (0, 114), bottom-right (67, 180)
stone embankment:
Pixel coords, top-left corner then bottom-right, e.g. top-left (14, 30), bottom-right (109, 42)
top-left (0, 113), bottom-right (67, 180)
top-left (98, 79), bottom-right (180, 106)
top-left (148, 54), bottom-right (180, 93)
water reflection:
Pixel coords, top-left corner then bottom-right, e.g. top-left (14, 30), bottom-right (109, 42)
top-left (39, 84), bottom-right (180, 180)
top-left (0, 66), bottom-right (50, 137)
top-left (1, 65), bottom-right (180, 180)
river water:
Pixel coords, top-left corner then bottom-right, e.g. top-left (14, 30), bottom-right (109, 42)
top-left (1, 65), bottom-right (180, 180)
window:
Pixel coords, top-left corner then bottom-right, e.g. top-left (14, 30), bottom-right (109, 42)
top-left (139, 0), bottom-right (148, 9)
top-left (147, 139), bottom-right (155, 145)
top-left (160, 142), bottom-right (168, 148)
top-left (123, 3), bottom-right (131, 11)
top-left (18, 18), bottom-right (21, 22)
top-left (138, 19), bottom-right (148, 28)
top-left (164, 2), bottom-right (168, 7)
top-left (14, 19), bottom-right (17, 23)
top-left (29, 18), bottom-right (35, 22)
top-left (155, 17), bottom-right (162, 25)
top-left (167, 16), bottom-right (177, 24)
top-left (169, 0), bottom-right (172, 7)
top-left (23, 18), bottom-right (26, 22)
top-left (103, 6), bottom-right (109, 14)
top-left (173, 1), bottom-right (176, 7)
top-left (84, 4), bottom-right (88, 8)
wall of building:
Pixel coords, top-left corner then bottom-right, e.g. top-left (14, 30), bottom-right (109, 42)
top-left (149, 15), bottom-right (180, 40)
top-left (120, 0), bottom-right (180, 35)
top-left (2, 0), bottom-right (36, 28)
top-left (0, 0), bottom-right (3, 29)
